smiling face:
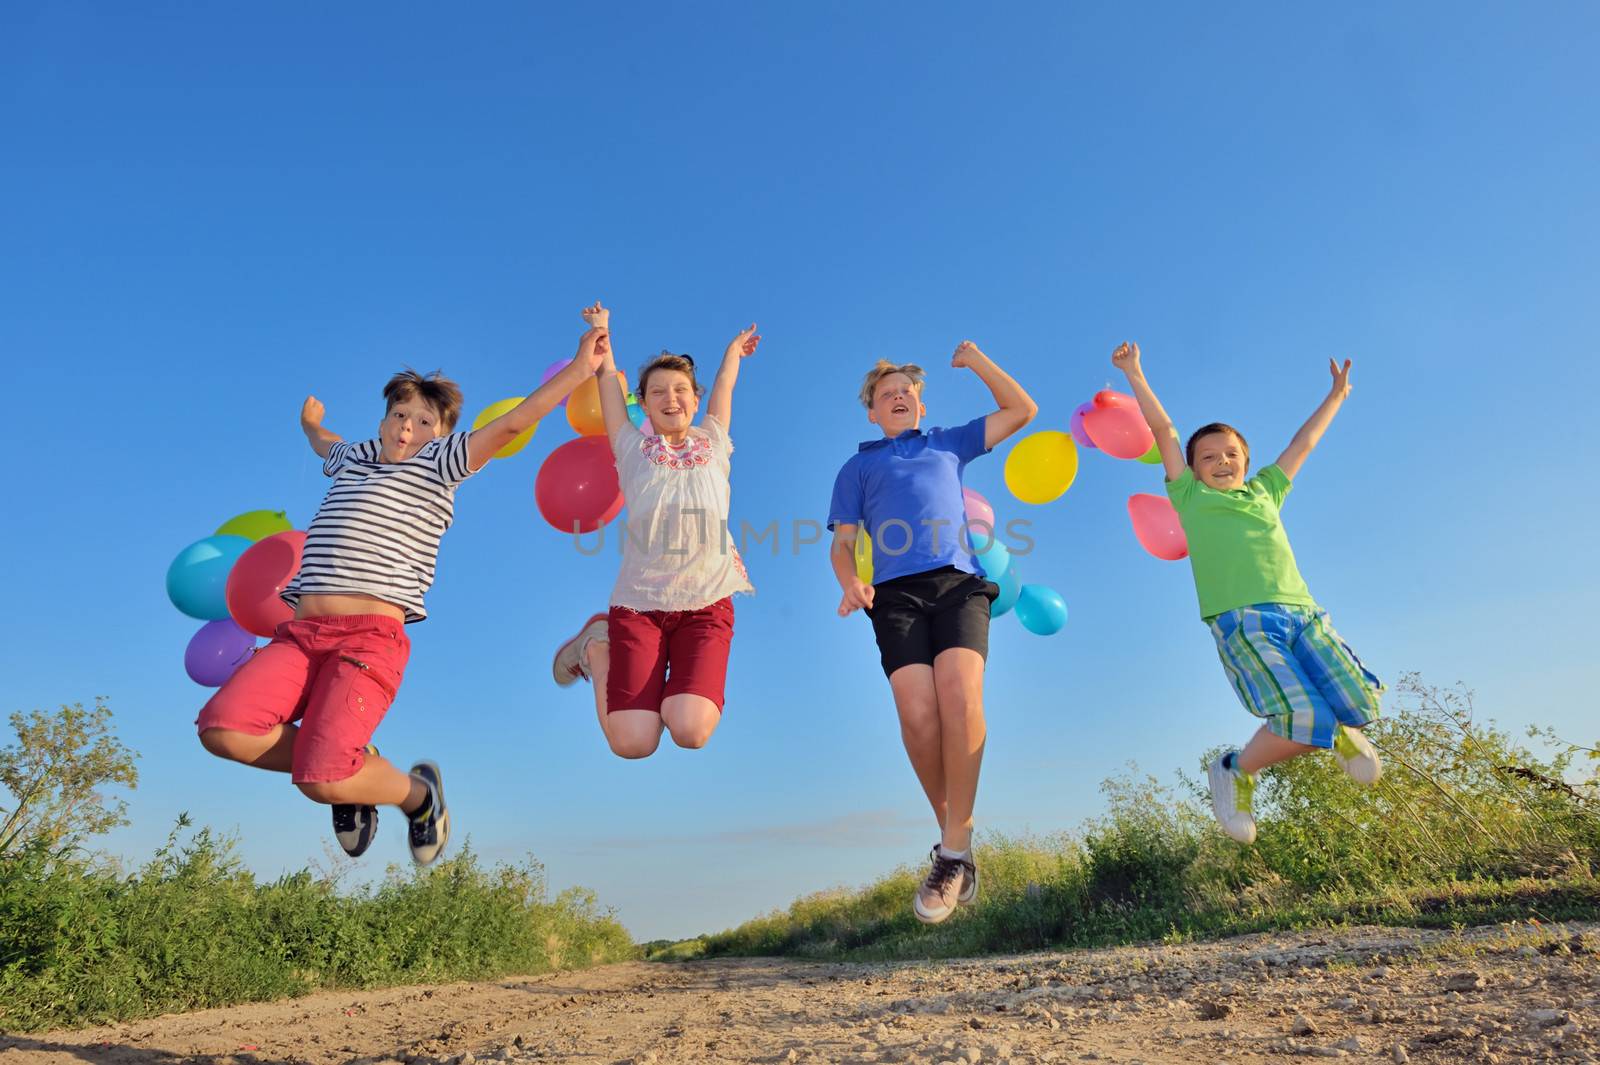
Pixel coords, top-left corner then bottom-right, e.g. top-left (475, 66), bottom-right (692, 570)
top-left (1190, 429), bottom-right (1250, 490)
top-left (377, 397), bottom-right (444, 463)
top-left (642, 368), bottom-right (699, 435)
top-left (867, 372), bottom-right (925, 437)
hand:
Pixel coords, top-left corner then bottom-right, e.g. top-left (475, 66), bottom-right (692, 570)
top-left (300, 396), bottom-right (325, 430)
top-left (581, 301), bottom-right (609, 329)
top-left (951, 340), bottom-right (986, 370)
top-left (837, 578), bottom-right (875, 617)
top-left (577, 327), bottom-right (608, 374)
top-left (1111, 341), bottom-right (1142, 375)
top-left (1328, 358), bottom-right (1353, 398)
top-left (725, 324), bottom-right (760, 360)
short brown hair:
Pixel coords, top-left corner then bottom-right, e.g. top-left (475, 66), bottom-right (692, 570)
top-left (384, 368), bottom-right (463, 433)
top-left (858, 360), bottom-right (926, 409)
top-left (1185, 422), bottom-right (1250, 470)
top-left (636, 352), bottom-right (702, 403)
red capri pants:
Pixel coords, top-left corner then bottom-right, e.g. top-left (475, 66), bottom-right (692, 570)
top-left (196, 614), bottom-right (409, 784)
top-left (605, 597), bottom-right (735, 713)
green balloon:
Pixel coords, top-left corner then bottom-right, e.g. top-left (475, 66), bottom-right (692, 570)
top-left (215, 509), bottom-right (292, 542)
top-left (1137, 442), bottom-right (1163, 464)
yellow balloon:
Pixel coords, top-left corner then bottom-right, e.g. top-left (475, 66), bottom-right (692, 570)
top-left (567, 372), bottom-right (627, 437)
top-left (1004, 430), bottom-right (1079, 504)
top-left (472, 397), bottom-right (539, 458)
top-left (855, 528), bottom-right (874, 584)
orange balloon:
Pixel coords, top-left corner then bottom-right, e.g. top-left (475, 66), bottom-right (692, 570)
top-left (566, 372), bottom-right (627, 436)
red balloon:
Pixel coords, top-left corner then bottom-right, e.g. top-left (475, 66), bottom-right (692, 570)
top-left (536, 435), bottom-right (623, 534)
top-left (1127, 493), bottom-right (1188, 561)
top-left (1084, 390), bottom-right (1155, 459)
top-left (226, 530), bottom-right (305, 636)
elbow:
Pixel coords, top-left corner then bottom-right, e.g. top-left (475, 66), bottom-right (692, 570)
top-left (1020, 400), bottom-right (1040, 425)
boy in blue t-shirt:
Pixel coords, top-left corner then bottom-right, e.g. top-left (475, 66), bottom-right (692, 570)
top-left (827, 341), bottom-right (1036, 924)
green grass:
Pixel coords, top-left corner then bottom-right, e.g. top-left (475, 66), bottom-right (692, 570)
top-left (0, 824), bottom-right (635, 1033)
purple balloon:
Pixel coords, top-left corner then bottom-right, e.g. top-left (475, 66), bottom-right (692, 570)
top-left (1069, 401), bottom-right (1098, 450)
top-left (541, 358), bottom-right (574, 407)
top-left (185, 618), bottom-right (257, 687)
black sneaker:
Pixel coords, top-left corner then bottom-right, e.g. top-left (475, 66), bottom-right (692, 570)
top-left (332, 744), bottom-right (381, 858)
top-left (407, 761), bottom-right (450, 866)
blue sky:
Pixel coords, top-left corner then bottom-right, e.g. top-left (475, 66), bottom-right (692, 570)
top-left (3, 3), bottom-right (1597, 941)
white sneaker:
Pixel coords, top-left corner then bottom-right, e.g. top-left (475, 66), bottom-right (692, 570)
top-left (552, 613), bottom-right (608, 687)
top-left (1208, 752), bottom-right (1257, 844)
top-left (1332, 725), bottom-right (1382, 785)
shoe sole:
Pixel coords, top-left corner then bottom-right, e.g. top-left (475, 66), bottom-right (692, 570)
top-left (552, 613), bottom-right (609, 687)
top-left (913, 898), bottom-right (957, 924)
top-left (410, 761), bottom-right (449, 866)
top-left (334, 806), bottom-right (379, 858)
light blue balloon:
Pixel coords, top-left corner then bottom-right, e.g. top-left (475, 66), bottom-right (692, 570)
top-left (973, 535), bottom-right (1011, 580)
top-left (627, 402), bottom-right (647, 429)
top-left (991, 566), bottom-right (1022, 617)
top-left (166, 534), bottom-right (251, 620)
top-left (1015, 584), bottom-right (1068, 636)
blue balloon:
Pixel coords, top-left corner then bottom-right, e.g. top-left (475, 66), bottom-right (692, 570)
top-left (973, 535), bottom-right (1011, 580)
top-left (627, 402), bottom-right (647, 429)
top-left (166, 534), bottom-right (251, 620)
top-left (1015, 584), bottom-right (1068, 636)
top-left (991, 566), bottom-right (1022, 617)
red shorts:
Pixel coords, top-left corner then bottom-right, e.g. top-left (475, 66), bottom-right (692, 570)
top-left (196, 614), bottom-right (409, 784)
top-left (606, 598), bottom-right (735, 713)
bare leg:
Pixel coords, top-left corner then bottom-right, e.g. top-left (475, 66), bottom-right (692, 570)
top-left (296, 752), bottom-right (427, 812)
top-left (586, 639), bottom-right (663, 759)
top-left (199, 724), bottom-right (298, 773)
top-left (1236, 725), bottom-right (1317, 775)
top-left (661, 694), bottom-right (720, 749)
top-left (887, 663), bottom-right (946, 834)
top-left (932, 647), bottom-right (986, 853)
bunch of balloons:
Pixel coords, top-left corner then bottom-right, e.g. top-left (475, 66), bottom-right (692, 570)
top-left (165, 510), bottom-right (306, 687)
top-left (1062, 388), bottom-right (1190, 562)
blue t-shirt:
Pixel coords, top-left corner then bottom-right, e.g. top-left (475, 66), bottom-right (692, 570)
top-left (827, 417), bottom-right (992, 585)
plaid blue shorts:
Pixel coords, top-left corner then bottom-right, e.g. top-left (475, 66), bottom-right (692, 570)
top-left (1208, 602), bottom-right (1383, 748)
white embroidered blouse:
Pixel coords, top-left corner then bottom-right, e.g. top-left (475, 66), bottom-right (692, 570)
top-left (608, 414), bottom-right (754, 611)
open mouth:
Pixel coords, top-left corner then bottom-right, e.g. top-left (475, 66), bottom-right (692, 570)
top-left (892, 404), bottom-right (909, 415)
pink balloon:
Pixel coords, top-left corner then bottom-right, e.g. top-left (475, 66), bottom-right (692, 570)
top-left (541, 358), bottom-right (574, 407)
top-left (1084, 394), bottom-right (1155, 460)
top-left (962, 487), bottom-right (995, 534)
top-left (1069, 401), bottom-right (1098, 450)
top-left (226, 530), bottom-right (305, 637)
top-left (535, 435), bottom-right (624, 533)
top-left (1128, 493), bottom-right (1188, 561)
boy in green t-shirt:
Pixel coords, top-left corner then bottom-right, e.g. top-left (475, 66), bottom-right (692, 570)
top-left (1113, 342), bottom-right (1384, 844)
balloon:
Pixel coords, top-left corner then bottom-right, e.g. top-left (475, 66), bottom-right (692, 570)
top-left (215, 510), bottom-right (292, 542)
top-left (626, 401), bottom-right (647, 429)
top-left (1004, 430), bottom-right (1079, 504)
top-left (226, 530), bottom-right (306, 637)
top-left (991, 565), bottom-right (1021, 618)
top-left (540, 358), bottom-right (573, 406)
top-left (854, 527), bottom-right (874, 584)
top-left (1083, 390), bottom-right (1155, 459)
top-left (1068, 401), bottom-right (1098, 450)
top-left (1137, 441), bottom-right (1163, 464)
top-left (166, 535), bottom-right (252, 619)
top-left (1015, 584), bottom-right (1068, 635)
top-left (962, 487), bottom-right (995, 533)
top-left (973, 535), bottom-right (1011, 580)
top-left (567, 372), bottom-right (628, 437)
top-left (1128, 493), bottom-right (1189, 561)
top-left (472, 396), bottom-right (539, 459)
top-left (184, 618), bottom-right (256, 687)
top-left (536, 435), bottom-right (624, 533)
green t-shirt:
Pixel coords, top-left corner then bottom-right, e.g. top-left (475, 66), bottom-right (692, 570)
top-left (1165, 464), bottom-right (1317, 620)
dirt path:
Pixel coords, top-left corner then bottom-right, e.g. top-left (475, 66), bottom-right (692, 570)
top-left (4, 923), bottom-right (1597, 1065)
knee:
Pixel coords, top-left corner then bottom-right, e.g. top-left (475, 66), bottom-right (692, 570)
top-left (608, 733), bottom-right (661, 760)
top-left (668, 722), bottom-right (716, 750)
top-left (199, 728), bottom-right (251, 763)
top-left (295, 779), bottom-right (347, 804)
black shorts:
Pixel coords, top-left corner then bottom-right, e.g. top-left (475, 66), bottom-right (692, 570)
top-left (865, 566), bottom-right (1000, 678)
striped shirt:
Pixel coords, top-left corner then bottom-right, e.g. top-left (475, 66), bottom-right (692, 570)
top-left (282, 432), bottom-right (477, 623)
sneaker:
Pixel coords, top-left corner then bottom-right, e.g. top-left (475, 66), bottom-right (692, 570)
top-left (1332, 725), bottom-right (1382, 785)
top-left (957, 854), bottom-right (980, 907)
top-left (1208, 752), bottom-right (1257, 844)
top-left (913, 845), bottom-right (976, 924)
top-left (332, 744), bottom-right (381, 858)
top-left (552, 613), bottom-right (609, 687)
top-left (407, 761), bottom-right (450, 866)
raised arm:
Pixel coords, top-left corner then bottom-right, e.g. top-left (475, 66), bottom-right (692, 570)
top-left (953, 341), bottom-right (1038, 450)
top-left (1111, 342), bottom-right (1186, 482)
top-left (300, 396), bottom-right (342, 459)
top-left (706, 325), bottom-right (760, 429)
top-left (1274, 359), bottom-right (1353, 479)
top-left (466, 324), bottom-right (605, 470)
top-left (582, 302), bottom-right (629, 438)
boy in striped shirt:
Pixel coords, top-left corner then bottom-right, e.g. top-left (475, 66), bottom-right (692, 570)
top-left (198, 333), bottom-right (605, 863)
